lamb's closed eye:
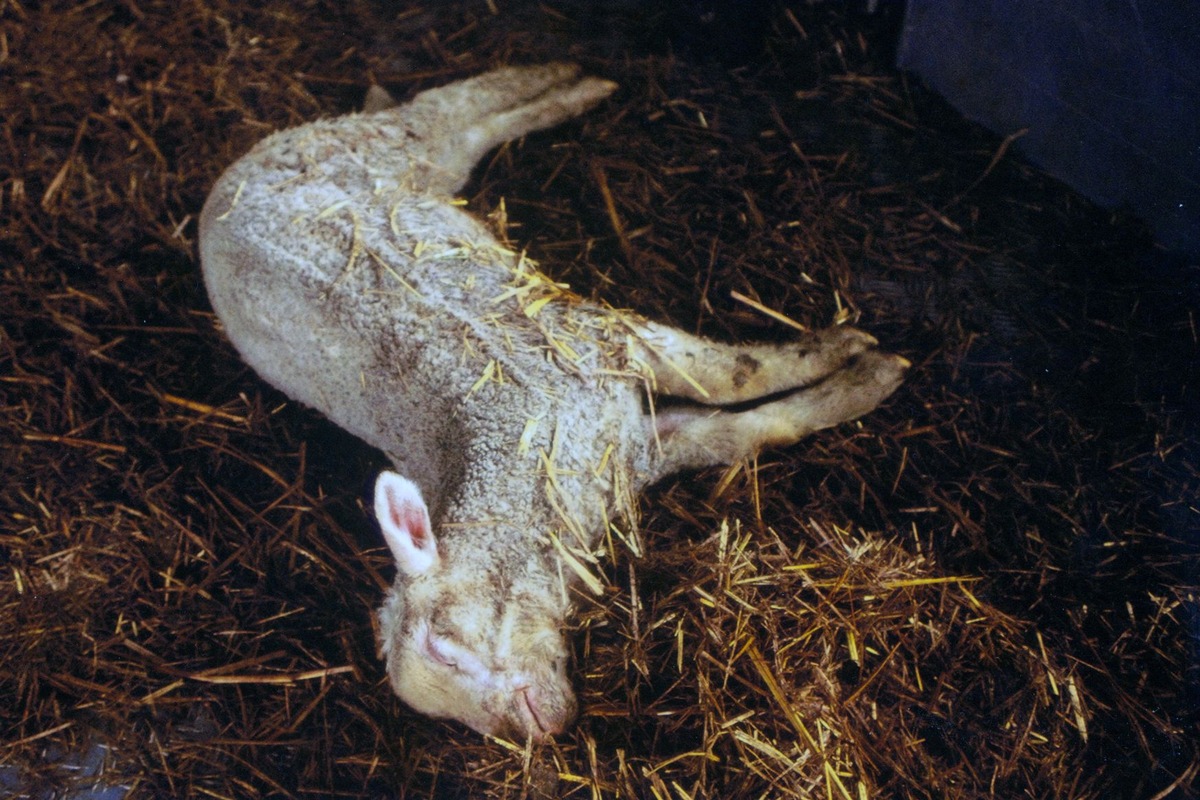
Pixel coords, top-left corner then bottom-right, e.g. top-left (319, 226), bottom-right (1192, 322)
top-left (424, 633), bottom-right (489, 679)
top-left (425, 634), bottom-right (458, 668)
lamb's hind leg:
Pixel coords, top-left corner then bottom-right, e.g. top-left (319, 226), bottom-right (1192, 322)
top-left (630, 319), bottom-right (879, 404)
top-left (651, 349), bottom-right (908, 476)
top-left (402, 63), bottom-right (617, 195)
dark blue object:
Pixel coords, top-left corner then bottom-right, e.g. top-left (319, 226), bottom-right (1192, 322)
top-left (898, 0), bottom-right (1200, 256)
top-left (0, 741), bottom-right (128, 800)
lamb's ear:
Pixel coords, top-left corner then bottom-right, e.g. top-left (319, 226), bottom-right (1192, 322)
top-left (374, 471), bottom-right (439, 576)
top-left (362, 84), bottom-right (398, 113)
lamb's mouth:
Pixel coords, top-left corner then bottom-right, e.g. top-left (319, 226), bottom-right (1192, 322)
top-left (519, 687), bottom-right (551, 740)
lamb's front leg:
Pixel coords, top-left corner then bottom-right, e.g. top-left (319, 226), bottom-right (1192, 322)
top-left (629, 319), bottom-right (879, 404)
top-left (651, 349), bottom-right (908, 476)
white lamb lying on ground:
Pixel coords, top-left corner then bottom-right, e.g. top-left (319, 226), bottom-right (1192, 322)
top-left (199, 63), bottom-right (907, 741)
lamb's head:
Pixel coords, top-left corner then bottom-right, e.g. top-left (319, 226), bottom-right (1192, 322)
top-left (373, 471), bottom-right (577, 741)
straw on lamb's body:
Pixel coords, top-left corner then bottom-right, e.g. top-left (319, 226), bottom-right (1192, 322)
top-left (198, 63), bottom-right (906, 740)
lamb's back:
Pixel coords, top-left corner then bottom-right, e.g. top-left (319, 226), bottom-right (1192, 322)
top-left (199, 114), bottom-right (648, 521)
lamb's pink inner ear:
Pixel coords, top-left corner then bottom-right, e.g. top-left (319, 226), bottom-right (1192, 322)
top-left (374, 471), bottom-right (438, 576)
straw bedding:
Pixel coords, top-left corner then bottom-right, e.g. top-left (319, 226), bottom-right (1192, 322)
top-left (1, 1), bottom-right (1196, 797)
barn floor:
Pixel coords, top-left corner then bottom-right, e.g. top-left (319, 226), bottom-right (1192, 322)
top-left (1, 2), bottom-right (1197, 798)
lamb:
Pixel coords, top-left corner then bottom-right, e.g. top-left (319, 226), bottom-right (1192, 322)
top-left (198, 63), bottom-right (907, 742)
